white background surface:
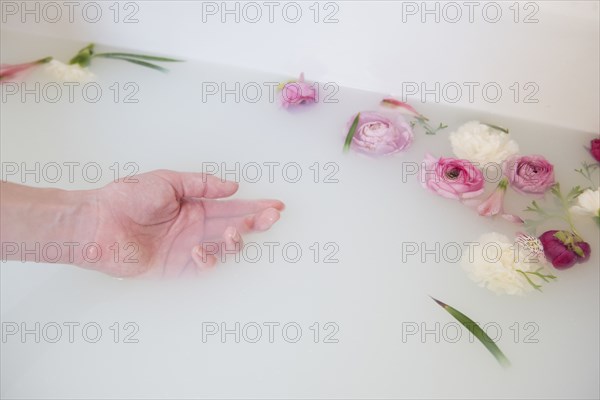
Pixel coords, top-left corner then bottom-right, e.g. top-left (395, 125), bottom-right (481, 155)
top-left (1, 0), bottom-right (599, 132)
top-left (1, 1), bottom-right (599, 399)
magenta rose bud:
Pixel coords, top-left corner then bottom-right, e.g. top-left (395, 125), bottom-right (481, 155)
top-left (590, 138), bottom-right (600, 162)
top-left (539, 230), bottom-right (591, 269)
top-left (503, 155), bottom-right (555, 194)
top-left (280, 73), bottom-right (317, 108)
top-left (421, 154), bottom-right (485, 200)
top-left (347, 111), bottom-right (413, 156)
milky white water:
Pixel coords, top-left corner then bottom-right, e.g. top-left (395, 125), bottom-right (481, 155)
top-left (1, 30), bottom-right (599, 399)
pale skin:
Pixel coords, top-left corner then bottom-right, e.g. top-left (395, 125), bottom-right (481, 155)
top-left (0, 170), bottom-right (284, 277)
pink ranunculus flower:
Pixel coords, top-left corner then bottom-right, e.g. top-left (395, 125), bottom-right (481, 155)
top-left (347, 111), bottom-right (413, 156)
top-left (503, 155), bottom-right (555, 194)
top-left (0, 57), bottom-right (52, 83)
top-left (280, 73), bottom-right (317, 108)
top-left (421, 154), bottom-right (485, 199)
top-left (591, 138), bottom-right (600, 162)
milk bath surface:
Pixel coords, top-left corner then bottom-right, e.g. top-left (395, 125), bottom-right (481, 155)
top-left (1, 27), bottom-right (599, 400)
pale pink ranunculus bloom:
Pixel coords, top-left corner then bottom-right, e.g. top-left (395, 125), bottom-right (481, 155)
top-left (421, 154), bottom-right (484, 199)
top-left (503, 155), bottom-right (555, 194)
top-left (347, 111), bottom-right (413, 156)
top-left (280, 73), bottom-right (317, 108)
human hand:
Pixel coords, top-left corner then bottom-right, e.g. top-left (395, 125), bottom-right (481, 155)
top-left (86, 170), bottom-right (284, 277)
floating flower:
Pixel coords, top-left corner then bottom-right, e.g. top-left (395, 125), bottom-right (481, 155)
top-left (0, 57), bottom-right (52, 83)
top-left (2, 44), bottom-right (180, 86)
top-left (503, 155), bottom-right (555, 194)
top-left (478, 177), bottom-right (507, 216)
top-left (421, 154), bottom-right (484, 199)
top-left (515, 233), bottom-right (546, 263)
top-left (67, 43), bottom-right (181, 72)
top-left (539, 230), bottom-right (591, 269)
top-left (344, 111), bottom-right (413, 156)
top-left (462, 232), bottom-right (554, 295)
top-left (279, 73), bottom-right (317, 108)
top-left (590, 138), bottom-right (600, 163)
top-left (476, 177), bottom-right (523, 223)
top-left (449, 121), bottom-right (519, 165)
top-left (570, 187), bottom-right (600, 220)
top-left (45, 59), bottom-right (96, 82)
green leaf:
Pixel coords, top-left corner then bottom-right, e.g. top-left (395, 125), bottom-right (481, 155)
top-left (575, 162), bottom-right (600, 187)
top-left (516, 268), bottom-right (557, 291)
top-left (431, 296), bottom-right (511, 368)
top-left (94, 54), bottom-right (169, 72)
top-left (566, 186), bottom-right (584, 203)
top-left (343, 113), bottom-right (360, 153)
top-left (516, 270), bottom-right (542, 291)
top-left (414, 116), bottom-right (447, 135)
top-left (69, 43), bottom-right (95, 67)
top-left (481, 122), bottom-right (509, 134)
top-left (93, 52), bottom-right (182, 62)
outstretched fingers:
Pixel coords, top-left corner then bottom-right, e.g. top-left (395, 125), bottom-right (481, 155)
top-left (191, 226), bottom-right (244, 271)
top-left (203, 199), bottom-right (285, 218)
top-left (155, 170), bottom-right (239, 199)
top-left (191, 245), bottom-right (218, 270)
top-left (204, 207), bottom-right (282, 239)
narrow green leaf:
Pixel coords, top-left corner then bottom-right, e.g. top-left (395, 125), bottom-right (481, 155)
top-left (481, 122), bottom-right (509, 134)
top-left (431, 296), bottom-right (511, 368)
top-left (516, 270), bottom-right (542, 291)
top-left (94, 54), bottom-right (169, 72)
top-left (94, 52), bottom-right (182, 62)
top-left (343, 113), bottom-right (361, 153)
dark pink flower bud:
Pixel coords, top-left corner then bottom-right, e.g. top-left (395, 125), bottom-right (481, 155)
top-left (590, 138), bottom-right (600, 163)
top-left (539, 230), bottom-right (591, 269)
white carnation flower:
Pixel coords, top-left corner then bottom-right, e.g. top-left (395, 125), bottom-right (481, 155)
top-left (570, 188), bottom-right (600, 217)
top-left (45, 60), bottom-right (95, 82)
top-left (461, 232), bottom-right (546, 296)
top-left (449, 121), bottom-right (519, 165)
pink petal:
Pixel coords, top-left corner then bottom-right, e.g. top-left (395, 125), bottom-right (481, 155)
top-left (502, 214), bottom-right (524, 224)
top-left (381, 98), bottom-right (422, 118)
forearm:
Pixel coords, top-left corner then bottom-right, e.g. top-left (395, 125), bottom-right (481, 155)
top-left (1, 181), bottom-right (98, 265)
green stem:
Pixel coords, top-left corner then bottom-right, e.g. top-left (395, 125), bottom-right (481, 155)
top-left (93, 52), bottom-right (182, 62)
top-left (560, 199), bottom-right (580, 237)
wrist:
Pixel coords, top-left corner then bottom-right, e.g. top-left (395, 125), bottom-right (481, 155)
top-left (1, 182), bottom-right (100, 266)
top-left (56, 188), bottom-right (101, 266)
